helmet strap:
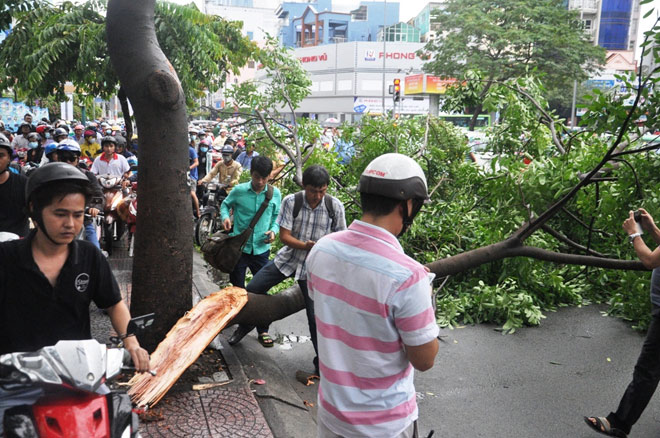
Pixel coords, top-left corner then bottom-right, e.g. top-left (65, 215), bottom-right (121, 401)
top-left (398, 199), bottom-right (424, 237)
top-left (32, 208), bottom-right (60, 246)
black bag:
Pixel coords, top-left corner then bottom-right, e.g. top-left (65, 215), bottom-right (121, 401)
top-left (201, 185), bottom-right (273, 273)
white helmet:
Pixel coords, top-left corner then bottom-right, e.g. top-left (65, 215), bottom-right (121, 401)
top-left (358, 153), bottom-right (428, 201)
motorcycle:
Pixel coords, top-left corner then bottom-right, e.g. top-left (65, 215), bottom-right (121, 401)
top-left (116, 182), bottom-right (138, 258)
top-left (194, 182), bottom-right (227, 246)
top-left (0, 314), bottom-right (156, 438)
top-left (97, 174), bottom-right (131, 256)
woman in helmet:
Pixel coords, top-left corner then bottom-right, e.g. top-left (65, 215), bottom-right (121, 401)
top-left (25, 132), bottom-right (43, 164)
top-left (0, 162), bottom-right (151, 372)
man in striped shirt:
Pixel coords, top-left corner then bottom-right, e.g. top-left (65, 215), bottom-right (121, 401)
top-left (306, 154), bottom-right (439, 438)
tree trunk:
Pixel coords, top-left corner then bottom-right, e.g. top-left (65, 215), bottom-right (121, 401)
top-left (117, 87), bottom-right (133, 146)
top-left (228, 286), bottom-right (305, 328)
top-left (106, 0), bottom-right (192, 351)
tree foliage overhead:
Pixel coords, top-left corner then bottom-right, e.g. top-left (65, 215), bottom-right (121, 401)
top-left (421, 0), bottom-right (606, 90)
top-left (0, 0), bottom-right (256, 106)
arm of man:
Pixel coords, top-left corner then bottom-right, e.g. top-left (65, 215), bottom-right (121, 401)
top-left (280, 227), bottom-right (314, 250)
top-left (404, 339), bottom-right (439, 372)
top-left (105, 301), bottom-right (151, 372)
top-left (190, 157), bottom-right (199, 170)
top-left (220, 190), bottom-right (235, 230)
top-left (229, 163), bottom-right (243, 188)
top-left (200, 161), bottom-right (220, 184)
top-left (624, 209), bottom-right (660, 269)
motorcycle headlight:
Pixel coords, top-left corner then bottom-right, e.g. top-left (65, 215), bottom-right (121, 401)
top-left (207, 183), bottom-right (217, 190)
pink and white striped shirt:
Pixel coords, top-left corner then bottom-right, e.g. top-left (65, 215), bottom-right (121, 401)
top-left (306, 220), bottom-right (439, 437)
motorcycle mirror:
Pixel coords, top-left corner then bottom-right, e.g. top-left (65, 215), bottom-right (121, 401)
top-left (126, 313), bottom-right (155, 336)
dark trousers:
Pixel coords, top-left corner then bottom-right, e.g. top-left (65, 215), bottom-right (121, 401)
top-left (608, 305), bottom-right (660, 434)
top-left (229, 250), bottom-right (270, 290)
top-left (244, 260), bottom-right (319, 372)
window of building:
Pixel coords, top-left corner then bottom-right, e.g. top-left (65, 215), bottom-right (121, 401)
top-left (583, 19), bottom-right (592, 30)
top-left (351, 5), bottom-right (367, 21)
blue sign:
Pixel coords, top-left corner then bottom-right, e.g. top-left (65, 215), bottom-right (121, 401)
top-left (354, 104), bottom-right (367, 114)
top-left (585, 79), bottom-right (615, 90)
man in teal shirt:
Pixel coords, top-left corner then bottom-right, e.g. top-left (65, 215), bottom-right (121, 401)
top-left (220, 155), bottom-right (281, 289)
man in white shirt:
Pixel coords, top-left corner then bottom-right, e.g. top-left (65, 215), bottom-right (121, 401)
top-left (90, 136), bottom-right (131, 179)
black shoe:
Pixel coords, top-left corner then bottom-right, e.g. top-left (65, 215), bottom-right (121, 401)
top-left (228, 325), bottom-right (253, 345)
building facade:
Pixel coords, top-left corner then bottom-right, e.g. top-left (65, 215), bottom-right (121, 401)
top-left (276, 0), bottom-right (400, 47)
top-left (276, 41), bottom-right (428, 121)
top-left (568, 0), bottom-right (641, 53)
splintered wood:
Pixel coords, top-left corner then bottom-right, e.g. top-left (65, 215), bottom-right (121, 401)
top-left (128, 287), bottom-right (248, 407)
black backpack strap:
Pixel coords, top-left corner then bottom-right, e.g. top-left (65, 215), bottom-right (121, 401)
top-left (324, 194), bottom-right (336, 230)
top-left (293, 191), bottom-right (304, 219)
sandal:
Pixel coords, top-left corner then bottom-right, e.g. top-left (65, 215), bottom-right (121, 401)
top-left (258, 333), bottom-right (274, 348)
top-left (584, 416), bottom-right (628, 438)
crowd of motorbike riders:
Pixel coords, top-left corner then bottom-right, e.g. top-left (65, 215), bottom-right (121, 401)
top-left (0, 112), bottom-right (261, 253)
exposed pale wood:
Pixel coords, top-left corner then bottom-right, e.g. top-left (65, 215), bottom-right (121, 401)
top-left (128, 287), bottom-right (248, 407)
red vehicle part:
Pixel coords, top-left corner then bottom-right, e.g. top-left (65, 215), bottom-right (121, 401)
top-left (32, 392), bottom-right (110, 438)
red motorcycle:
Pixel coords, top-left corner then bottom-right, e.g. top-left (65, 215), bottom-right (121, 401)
top-left (97, 175), bottom-right (131, 256)
top-left (0, 314), bottom-right (156, 438)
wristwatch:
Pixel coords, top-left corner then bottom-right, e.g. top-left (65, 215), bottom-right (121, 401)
top-left (629, 232), bottom-right (642, 244)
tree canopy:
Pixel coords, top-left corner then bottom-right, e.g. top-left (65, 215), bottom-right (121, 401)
top-left (422, 0), bottom-right (605, 90)
top-left (0, 0), bottom-right (256, 106)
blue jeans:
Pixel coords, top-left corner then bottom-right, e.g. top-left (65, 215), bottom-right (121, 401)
top-left (229, 250), bottom-right (270, 290)
top-left (84, 222), bottom-right (100, 249)
top-left (245, 260), bottom-right (319, 372)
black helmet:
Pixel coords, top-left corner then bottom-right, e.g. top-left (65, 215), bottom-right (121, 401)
top-left (221, 145), bottom-right (234, 155)
top-left (25, 162), bottom-right (89, 203)
top-left (18, 122), bottom-right (31, 132)
top-left (0, 133), bottom-right (12, 154)
top-left (101, 135), bottom-right (117, 146)
top-left (53, 127), bottom-right (68, 138)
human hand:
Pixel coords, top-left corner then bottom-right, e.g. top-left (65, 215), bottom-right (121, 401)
top-left (88, 208), bottom-right (99, 218)
top-left (623, 211), bottom-right (639, 235)
top-left (121, 179), bottom-right (130, 189)
top-left (223, 218), bottom-right (232, 231)
top-left (304, 240), bottom-right (316, 250)
top-left (264, 231), bottom-right (275, 243)
top-left (637, 208), bottom-right (655, 232)
top-left (124, 339), bottom-right (151, 373)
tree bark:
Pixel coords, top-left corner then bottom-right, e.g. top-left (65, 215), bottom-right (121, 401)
top-left (106, 0), bottom-right (192, 351)
top-left (117, 87), bottom-right (133, 146)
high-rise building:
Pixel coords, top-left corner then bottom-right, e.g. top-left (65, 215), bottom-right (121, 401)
top-left (567, 0), bottom-right (642, 53)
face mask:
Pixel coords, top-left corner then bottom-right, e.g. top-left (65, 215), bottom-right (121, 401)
top-left (194, 138), bottom-right (200, 145)
top-left (200, 147), bottom-right (208, 153)
top-left (28, 141), bottom-right (38, 149)
top-left (45, 133), bottom-right (52, 139)
top-left (105, 129), bottom-right (112, 135)
top-left (222, 155), bottom-right (232, 163)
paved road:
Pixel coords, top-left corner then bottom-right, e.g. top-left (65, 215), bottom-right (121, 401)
top-left (231, 302), bottom-right (660, 438)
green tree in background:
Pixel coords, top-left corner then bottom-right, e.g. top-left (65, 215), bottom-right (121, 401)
top-left (0, 0), bottom-right (255, 107)
top-left (421, 0), bottom-right (605, 130)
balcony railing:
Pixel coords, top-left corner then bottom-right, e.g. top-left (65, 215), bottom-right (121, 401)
top-left (569, 0), bottom-right (598, 13)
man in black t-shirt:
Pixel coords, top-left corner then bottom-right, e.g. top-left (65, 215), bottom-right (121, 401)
top-left (0, 134), bottom-right (29, 237)
top-left (0, 163), bottom-right (150, 372)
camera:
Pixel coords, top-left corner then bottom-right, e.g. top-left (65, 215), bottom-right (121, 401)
top-left (634, 210), bottom-right (644, 234)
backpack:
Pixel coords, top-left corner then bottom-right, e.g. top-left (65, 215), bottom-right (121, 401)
top-left (292, 191), bottom-right (336, 230)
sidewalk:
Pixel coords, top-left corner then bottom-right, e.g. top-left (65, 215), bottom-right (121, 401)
top-left (92, 243), bottom-right (279, 438)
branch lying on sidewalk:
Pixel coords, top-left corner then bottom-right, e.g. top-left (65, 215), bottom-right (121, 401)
top-left (128, 287), bottom-right (248, 407)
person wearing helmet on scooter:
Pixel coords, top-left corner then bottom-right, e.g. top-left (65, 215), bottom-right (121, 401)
top-left (25, 132), bottom-right (43, 164)
top-left (0, 133), bottom-right (29, 237)
top-left (56, 139), bottom-right (104, 249)
top-left (198, 144), bottom-right (242, 197)
top-left (0, 163), bottom-right (151, 372)
top-left (73, 124), bottom-right (85, 145)
top-left (53, 127), bottom-right (69, 144)
top-left (91, 136), bottom-right (131, 185)
top-left (10, 122), bottom-right (31, 150)
top-left (306, 153), bottom-right (439, 438)
top-left (39, 141), bottom-right (59, 166)
top-left (81, 129), bottom-right (100, 160)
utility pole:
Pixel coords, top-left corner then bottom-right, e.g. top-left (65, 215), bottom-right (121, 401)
top-left (381, 0), bottom-right (387, 115)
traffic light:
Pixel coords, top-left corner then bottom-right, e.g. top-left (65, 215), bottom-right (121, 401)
top-left (393, 79), bottom-right (401, 102)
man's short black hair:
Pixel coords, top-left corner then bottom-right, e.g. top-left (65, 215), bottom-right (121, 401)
top-left (302, 165), bottom-right (330, 188)
top-left (250, 156), bottom-right (272, 178)
top-left (29, 181), bottom-right (93, 220)
top-left (360, 192), bottom-right (401, 217)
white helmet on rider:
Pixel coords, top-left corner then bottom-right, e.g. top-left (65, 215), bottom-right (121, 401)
top-left (358, 153), bottom-right (429, 235)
